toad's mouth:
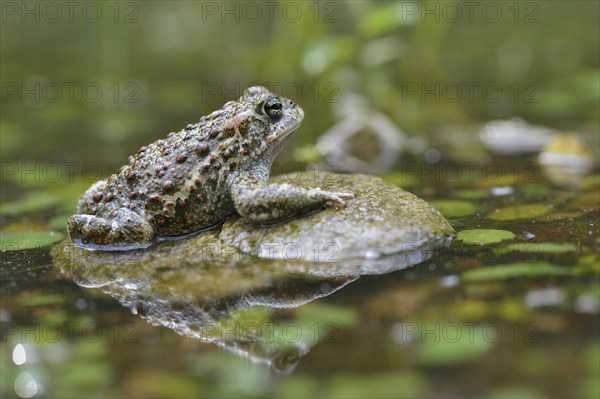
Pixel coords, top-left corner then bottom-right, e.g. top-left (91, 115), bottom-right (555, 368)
top-left (267, 127), bottom-right (297, 154)
top-left (266, 127), bottom-right (296, 143)
top-left (266, 106), bottom-right (304, 144)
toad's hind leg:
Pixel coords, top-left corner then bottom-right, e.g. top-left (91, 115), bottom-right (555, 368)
top-left (67, 208), bottom-right (154, 247)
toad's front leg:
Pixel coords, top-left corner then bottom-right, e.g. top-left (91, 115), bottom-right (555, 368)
top-left (230, 173), bottom-right (355, 224)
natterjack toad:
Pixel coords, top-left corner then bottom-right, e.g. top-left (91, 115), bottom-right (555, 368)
top-left (68, 86), bottom-right (354, 249)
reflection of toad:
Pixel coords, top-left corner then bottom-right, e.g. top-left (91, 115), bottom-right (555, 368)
top-left (126, 275), bottom-right (356, 374)
top-left (57, 238), bottom-right (355, 374)
top-left (68, 86), bottom-right (352, 249)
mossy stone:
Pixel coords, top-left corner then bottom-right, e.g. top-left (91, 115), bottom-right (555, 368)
top-left (220, 173), bottom-right (455, 262)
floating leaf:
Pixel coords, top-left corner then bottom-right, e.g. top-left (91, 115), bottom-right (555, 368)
top-left (48, 214), bottom-right (72, 231)
top-left (463, 262), bottom-right (578, 281)
top-left (22, 294), bottom-right (65, 306)
top-left (542, 212), bottom-right (582, 221)
top-left (429, 200), bottom-right (478, 218)
top-left (494, 243), bottom-right (577, 255)
top-left (492, 243), bottom-right (578, 265)
top-left (451, 189), bottom-right (490, 200)
top-left (456, 229), bottom-right (515, 245)
top-left (487, 204), bottom-right (550, 220)
top-left (0, 231), bottom-right (65, 251)
top-left (295, 302), bottom-right (359, 328)
top-left (516, 183), bottom-right (551, 197)
top-left (413, 323), bottom-right (492, 366)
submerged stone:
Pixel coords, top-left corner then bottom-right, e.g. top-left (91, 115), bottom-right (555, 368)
top-left (220, 173), bottom-right (454, 264)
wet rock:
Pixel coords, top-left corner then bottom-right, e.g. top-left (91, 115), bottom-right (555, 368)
top-left (220, 173), bottom-right (454, 267)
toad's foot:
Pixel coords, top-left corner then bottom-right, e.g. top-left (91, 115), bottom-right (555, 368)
top-left (322, 191), bottom-right (355, 208)
top-left (67, 208), bottom-right (154, 247)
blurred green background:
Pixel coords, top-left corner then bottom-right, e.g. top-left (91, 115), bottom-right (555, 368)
top-left (2, 0), bottom-right (598, 169)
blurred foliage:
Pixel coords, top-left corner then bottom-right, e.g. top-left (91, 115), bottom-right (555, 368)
top-left (487, 203), bottom-right (551, 220)
top-left (462, 261), bottom-right (581, 281)
top-left (429, 199), bottom-right (478, 218)
top-left (1, 0), bottom-right (598, 170)
top-left (411, 322), bottom-right (492, 367)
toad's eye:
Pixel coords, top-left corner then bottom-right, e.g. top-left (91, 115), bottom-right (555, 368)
top-left (263, 96), bottom-right (283, 120)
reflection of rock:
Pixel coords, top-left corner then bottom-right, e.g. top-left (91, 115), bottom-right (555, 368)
top-left (52, 172), bottom-right (454, 372)
top-left (53, 236), bottom-right (356, 374)
top-left (480, 118), bottom-right (554, 155)
top-left (317, 112), bottom-right (405, 173)
top-left (538, 133), bottom-right (594, 188)
top-left (221, 173), bottom-right (454, 275)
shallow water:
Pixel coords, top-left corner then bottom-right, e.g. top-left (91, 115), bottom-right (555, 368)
top-left (1, 153), bottom-right (598, 399)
